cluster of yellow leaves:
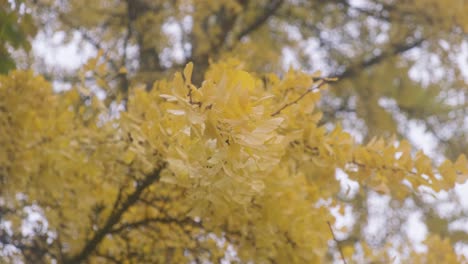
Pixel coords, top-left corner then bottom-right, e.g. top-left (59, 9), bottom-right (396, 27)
top-left (0, 71), bottom-right (227, 263)
top-left (411, 235), bottom-right (467, 263)
top-left (123, 62), bottom-right (466, 261)
top-left (1, 62), bottom-right (467, 262)
top-left (0, 71), bottom-right (135, 253)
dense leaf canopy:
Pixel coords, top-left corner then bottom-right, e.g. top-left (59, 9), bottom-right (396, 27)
top-left (0, 62), bottom-right (466, 263)
top-left (1, 0), bottom-right (468, 263)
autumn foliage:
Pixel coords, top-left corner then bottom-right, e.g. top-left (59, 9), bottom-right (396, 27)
top-left (0, 59), bottom-right (466, 262)
top-left (2, 0), bottom-right (468, 263)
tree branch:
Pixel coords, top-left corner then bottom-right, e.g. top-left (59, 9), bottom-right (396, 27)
top-left (336, 38), bottom-right (425, 80)
top-left (327, 221), bottom-right (348, 264)
top-left (271, 79), bottom-right (332, 116)
top-left (110, 216), bottom-right (201, 235)
top-left (236, 0), bottom-right (284, 41)
top-left (66, 164), bottom-right (166, 264)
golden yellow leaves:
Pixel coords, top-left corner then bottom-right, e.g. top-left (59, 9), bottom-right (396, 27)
top-left (0, 70), bottom-right (142, 256)
top-left (347, 138), bottom-right (457, 197)
top-left (3, 63), bottom-right (468, 263)
top-left (122, 65), bottom-right (335, 261)
top-left (133, 63), bottom-right (467, 221)
top-left (411, 235), bottom-right (467, 263)
top-left (122, 150), bottom-right (137, 164)
top-left (438, 154), bottom-right (468, 187)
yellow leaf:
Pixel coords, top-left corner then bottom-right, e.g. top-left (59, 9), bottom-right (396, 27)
top-left (343, 245), bottom-right (354, 258)
top-left (373, 182), bottom-right (390, 195)
top-left (118, 67), bottom-right (127, 74)
top-left (122, 150), bottom-right (136, 164)
top-left (439, 160), bottom-right (456, 183)
top-left (455, 154), bottom-right (468, 173)
top-left (183, 62), bottom-right (193, 83)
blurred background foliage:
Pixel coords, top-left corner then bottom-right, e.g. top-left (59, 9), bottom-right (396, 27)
top-left (1, 0), bottom-right (468, 262)
top-left (0, 0), bottom-right (37, 73)
top-left (19, 0), bottom-right (468, 159)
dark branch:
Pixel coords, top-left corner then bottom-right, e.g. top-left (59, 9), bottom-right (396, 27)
top-left (336, 38), bottom-right (425, 80)
top-left (327, 221), bottom-right (348, 264)
top-left (271, 79), bottom-right (333, 116)
top-left (66, 164), bottom-right (166, 264)
top-left (110, 216), bottom-right (201, 235)
top-left (236, 0), bottom-right (284, 41)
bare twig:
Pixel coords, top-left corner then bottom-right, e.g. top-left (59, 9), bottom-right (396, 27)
top-left (271, 78), bottom-right (334, 116)
top-left (327, 221), bottom-right (348, 264)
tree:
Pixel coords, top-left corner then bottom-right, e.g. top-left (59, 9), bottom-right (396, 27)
top-left (1, 0), bottom-right (468, 263)
top-left (1, 62), bottom-right (467, 263)
top-left (29, 0), bottom-right (468, 158)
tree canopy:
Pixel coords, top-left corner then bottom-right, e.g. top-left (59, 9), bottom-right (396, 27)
top-left (1, 0), bottom-right (468, 263)
top-left (30, 0), bottom-right (468, 157)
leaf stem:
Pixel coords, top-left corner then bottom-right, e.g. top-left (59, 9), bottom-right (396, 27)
top-left (327, 221), bottom-right (348, 264)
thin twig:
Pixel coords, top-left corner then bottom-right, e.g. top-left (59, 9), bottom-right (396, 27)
top-left (187, 85), bottom-right (202, 107)
top-left (327, 221), bottom-right (348, 264)
top-left (271, 79), bottom-right (332, 116)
